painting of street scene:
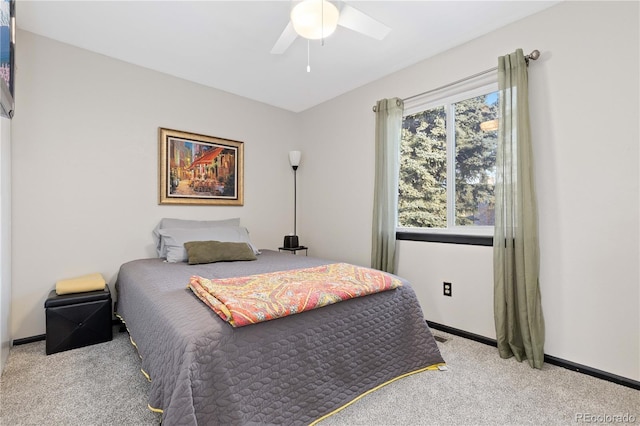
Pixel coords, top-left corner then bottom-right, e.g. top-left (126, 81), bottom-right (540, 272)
top-left (0, 0), bottom-right (12, 93)
top-left (159, 128), bottom-right (243, 205)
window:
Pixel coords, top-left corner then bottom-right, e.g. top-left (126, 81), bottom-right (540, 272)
top-left (398, 83), bottom-right (498, 236)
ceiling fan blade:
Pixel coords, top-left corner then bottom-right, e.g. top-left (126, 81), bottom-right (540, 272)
top-left (338, 4), bottom-right (391, 40)
top-left (271, 22), bottom-right (298, 55)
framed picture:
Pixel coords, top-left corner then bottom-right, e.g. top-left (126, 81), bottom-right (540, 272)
top-left (159, 128), bottom-right (244, 206)
top-left (0, 0), bottom-right (15, 118)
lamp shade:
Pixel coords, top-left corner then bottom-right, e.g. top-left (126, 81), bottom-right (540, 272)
top-left (289, 150), bottom-right (302, 167)
top-left (290, 0), bottom-right (339, 40)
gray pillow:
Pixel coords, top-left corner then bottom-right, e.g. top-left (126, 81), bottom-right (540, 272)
top-left (184, 241), bottom-right (257, 265)
top-left (158, 226), bottom-right (259, 263)
top-left (153, 217), bottom-right (240, 257)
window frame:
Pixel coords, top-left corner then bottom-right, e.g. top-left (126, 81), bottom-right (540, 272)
top-left (397, 77), bottom-right (498, 244)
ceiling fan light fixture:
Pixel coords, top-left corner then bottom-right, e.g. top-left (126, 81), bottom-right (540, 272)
top-left (291, 0), bottom-right (339, 40)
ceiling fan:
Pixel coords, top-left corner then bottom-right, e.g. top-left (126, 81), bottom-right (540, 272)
top-left (270, 0), bottom-right (391, 55)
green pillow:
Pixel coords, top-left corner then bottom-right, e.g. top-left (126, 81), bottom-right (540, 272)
top-left (184, 240), bottom-right (257, 265)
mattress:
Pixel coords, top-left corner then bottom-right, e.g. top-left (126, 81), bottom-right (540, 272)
top-left (115, 250), bottom-right (444, 425)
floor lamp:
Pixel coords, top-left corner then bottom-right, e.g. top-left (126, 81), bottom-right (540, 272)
top-left (284, 151), bottom-right (301, 249)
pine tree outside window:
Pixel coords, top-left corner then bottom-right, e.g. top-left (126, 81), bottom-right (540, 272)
top-left (398, 83), bottom-right (498, 236)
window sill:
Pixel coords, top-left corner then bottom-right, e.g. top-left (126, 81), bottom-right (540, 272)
top-left (396, 231), bottom-right (493, 246)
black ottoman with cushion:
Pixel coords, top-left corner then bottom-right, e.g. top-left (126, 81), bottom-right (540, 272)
top-left (44, 285), bottom-right (113, 355)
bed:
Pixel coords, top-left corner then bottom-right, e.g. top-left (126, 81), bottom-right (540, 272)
top-left (115, 249), bottom-right (445, 425)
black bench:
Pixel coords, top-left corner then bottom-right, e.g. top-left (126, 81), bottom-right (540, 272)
top-left (44, 285), bottom-right (113, 355)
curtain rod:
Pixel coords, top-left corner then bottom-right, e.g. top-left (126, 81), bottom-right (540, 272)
top-left (372, 49), bottom-right (540, 112)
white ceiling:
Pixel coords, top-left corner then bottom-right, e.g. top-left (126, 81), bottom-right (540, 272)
top-left (17, 1), bottom-right (560, 112)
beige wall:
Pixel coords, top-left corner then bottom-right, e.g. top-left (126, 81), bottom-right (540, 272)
top-left (11, 31), bottom-right (302, 339)
top-left (298, 1), bottom-right (639, 381)
top-left (0, 116), bottom-right (11, 372)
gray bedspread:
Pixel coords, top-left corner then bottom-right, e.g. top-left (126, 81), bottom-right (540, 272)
top-left (115, 250), bottom-right (444, 425)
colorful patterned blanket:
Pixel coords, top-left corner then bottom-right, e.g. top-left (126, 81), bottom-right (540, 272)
top-left (188, 263), bottom-right (402, 327)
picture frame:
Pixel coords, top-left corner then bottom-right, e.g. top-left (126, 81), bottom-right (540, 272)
top-left (0, 0), bottom-right (15, 118)
top-left (159, 128), bottom-right (244, 206)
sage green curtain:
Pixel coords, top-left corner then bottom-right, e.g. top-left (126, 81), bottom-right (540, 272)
top-left (371, 98), bottom-right (404, 273)
top-left (493, 49), bottom-right (545, 369)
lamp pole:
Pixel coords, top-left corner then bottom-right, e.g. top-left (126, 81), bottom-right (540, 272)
top-left (286, 150), bottom-right (301, 249)
top-left (292, 164), bottom-right (298, 236)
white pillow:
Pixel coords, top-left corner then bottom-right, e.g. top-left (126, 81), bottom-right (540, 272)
top-left (153, 217), bottom-right (240, 257)
top-left (158, 226), bottom-right (259, 263)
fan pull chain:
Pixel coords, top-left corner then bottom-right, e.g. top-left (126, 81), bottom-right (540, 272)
top-left (321, 0), bottom-right (325, 46)
top-left (307, 39), bottom-right (311, 72)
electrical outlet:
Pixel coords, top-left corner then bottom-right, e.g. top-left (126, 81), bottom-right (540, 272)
top-left (443, 282), bottom-right (452, 297)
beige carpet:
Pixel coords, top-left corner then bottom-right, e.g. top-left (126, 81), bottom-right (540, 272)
top-left (1, 326), bottom-right (638, 425)
top-left (0, 327), bottom-right (160, 425)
